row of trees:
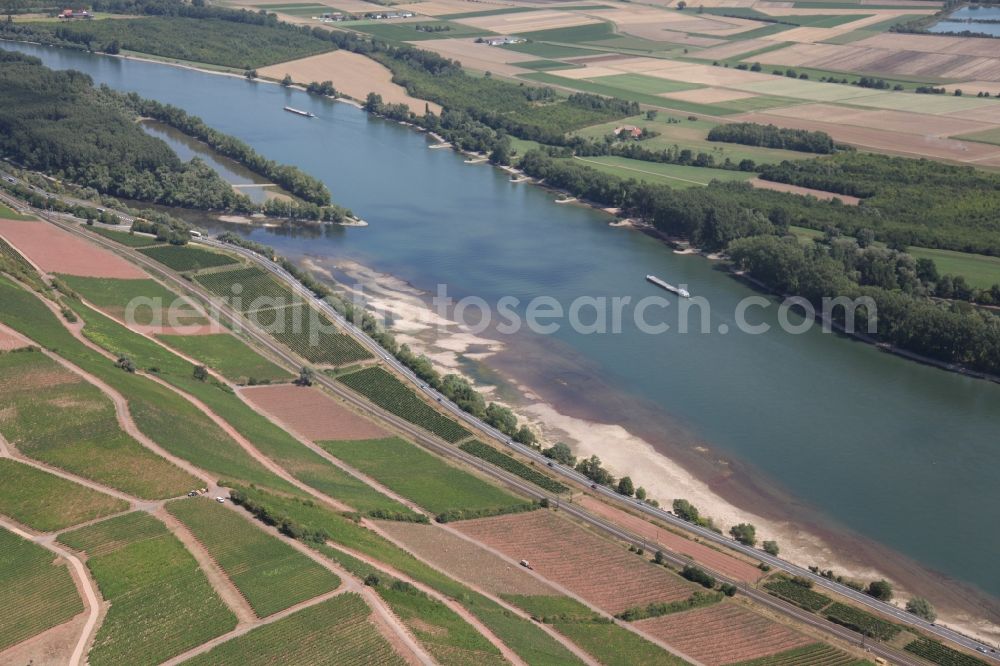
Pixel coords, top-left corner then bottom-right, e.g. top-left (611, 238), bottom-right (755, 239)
top-left (706, 122), bottom-right (837, 154)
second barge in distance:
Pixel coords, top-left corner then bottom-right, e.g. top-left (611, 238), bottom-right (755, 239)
top-left (284, 106), bottom-right (316, 118)
top-left (646, 274), bottom-right (690, 298)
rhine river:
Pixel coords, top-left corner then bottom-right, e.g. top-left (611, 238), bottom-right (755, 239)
top-left (6, 42), bottom-right (999, 620)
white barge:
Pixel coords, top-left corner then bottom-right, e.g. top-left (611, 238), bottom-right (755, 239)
top-left (646, 274), bottom-right (690, 298)
top-left (283, 106), bottom-right (316, 118)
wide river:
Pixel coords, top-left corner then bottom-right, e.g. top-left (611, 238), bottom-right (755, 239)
top-left (7, 42), bottom-right (1000, 616)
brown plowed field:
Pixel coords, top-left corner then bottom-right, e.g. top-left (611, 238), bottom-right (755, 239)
top-left (757, 102), bottom-right (996, 138)
top-left (0, 220), bottom-right (146, 278)
top-left (377, 521), bottom-right (558, 596)
top-left (454, 509), bottom-right (697, 614)
top-left (577, 497), bottom-right (764, 583)
top-left (749, 178), bottom-right (860, 204)
top-left (0, 324), bottom-right (31, 351)
top-left (634, 602), bottom-right (814, 665)
top-left (239, 384), bottom-right (387, 442)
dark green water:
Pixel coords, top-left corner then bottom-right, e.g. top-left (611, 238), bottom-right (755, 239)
top-left (7, 42), bottom-right (999, 606)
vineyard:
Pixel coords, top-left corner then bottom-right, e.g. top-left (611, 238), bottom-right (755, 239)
top-left (89, 227), bottom-right (160, 247)
top-left (157, 332), bottom-right (292, 384)
top-left (0, 236), bottom-right (34, 271)
top-left (337, 367), bottom-right (471, 442)
top-left (823, 603), bottom-right (900, 641)
top-left (58, 275), bottom-right (206, 326)
top-left (320, 436), bottom-right (529, 516)
top-left (139, 244), bottom-right (239, 271)
top-left (551, 618), bottom-right (685, 666)
top-left (460, 441), bottom-right (567, 493)
top-left (195, 266), bottom-right (301, 311)
top-left (59, 512), bottom-right (237, 665)
top-left (0, 458), bottom-right (128, 532)
top-left (764, 579), bottom-right (833, 612)
top-left (0, 526), bottom-right (83, 652)
top-left (267, 305), bottom-right (372, 366)
top-left (729, 643), bottom-right (870, 666)
top-left (184, 593), bottom-right (405, 666)
top-left (905, 638), bottom-right (992, 666)
top-left (167, 498), bottom-right (341, 617)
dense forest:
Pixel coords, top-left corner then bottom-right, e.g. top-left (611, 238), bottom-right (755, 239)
top-left (517, 150), bottom-right (1000, 374)
top-left (707, 123), bottom-right (837, 154)
top-left (0, 50), bottom-right (251, 211)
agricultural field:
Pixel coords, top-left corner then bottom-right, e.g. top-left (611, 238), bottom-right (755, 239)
top-left (157, 332), bottom-right (293, 383)
top-left (184, 593), bottom-right (405, 666)
top-left (0, 218), bottom-right (146, 278)
top-left (57, 275), bottom-right (207, 328)
top-left (822, 602), bottom-right (900, 640)
top-left (319, 436), bottom-right (530, 517)
top-left (455, 509), bottom-right (697, 615)
top-left (346, 19), bottom-right (494, 42)
top-left (906, 246), bottom-right (1000, 290)
top-left (87, 226), bottom-right (160, 247)
top-left (240, 384), bottom-right (387, 441)
top-left (905, 637), bottom-right (993, 666)
top-left (0, 526), bottom-right (84, 653)
top-left (0, 201), bottom-right (33, 220)
top-left (569, 156), bottom-right (757, 188)
top-left (634, 602), bottom-right (815, 665)
top-left (376, 581), bottom-right (507, 666)
top-left (0, 458), bottom-right (128, 531)
top-left (729, 643), bottom-right (870, 666)
top-left (138, 244), bottom-right (239, 272)
top-left (267, 304), bottom-right (372, 366)
top-left (459, 440), bottom-right (567, 493)
top-left (167, 498), bottom-right (340, 617)
top-left (0, 349), bottom-right (198, 499)
top-left (195, 265), bottom-right (302, 311)
top-left (764, 578), bottom-right (834, 612)
top-left (377, 521), bottom-right (557, 596)
top-left (336, 366), bottom-right (471, 442)
top-left (58, 512), bottom-right (237, 665)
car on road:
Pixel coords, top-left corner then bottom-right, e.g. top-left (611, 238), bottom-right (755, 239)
top-left (215, 497), bottom-right (226, 504)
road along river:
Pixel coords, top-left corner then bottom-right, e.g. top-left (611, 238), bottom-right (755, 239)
top-left (5, 41), bottom-right (999, 635)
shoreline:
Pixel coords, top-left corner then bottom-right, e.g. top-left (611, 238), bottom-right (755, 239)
top-left (308, 256), bottom-right (1000, 644)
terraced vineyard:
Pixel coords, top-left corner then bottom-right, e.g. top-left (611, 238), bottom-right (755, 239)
top-left (195, 266), bottom-right (301, 311)
top-left (764, 579), bottom-right (833, 612)
top-left (730, 643), bottom-right (870, 666)
top-left (0, 458), bottom-right (128, 531)
top-left (0, 526), bottom-right (83, 652)
top-left (0, 236), bottom-right (33, 270)
top-left (167, 498), bottom-right (340, 617)
top-left (337, 367), bottom-right (471, 442)
top-left (905, 638), bottom-right (992, 666)
top-left (460, 440), bottom-right (567, 493)
top-left (823, 603), bottom-right (900, 641)
top-left (184, 593), bottom-right (404, 666)
top-left (58, 512), bottom-right (237, 665)
top-left (268, 305), bottom-right (371, 366)
top-left (139, 244), bottom-right (238, 271)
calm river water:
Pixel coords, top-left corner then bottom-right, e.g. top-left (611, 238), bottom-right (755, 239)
top-left (7, 42), bottom-right (999, 611)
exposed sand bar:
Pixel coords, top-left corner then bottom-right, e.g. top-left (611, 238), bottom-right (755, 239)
top-left (259, 50), bottom-right (442, 115)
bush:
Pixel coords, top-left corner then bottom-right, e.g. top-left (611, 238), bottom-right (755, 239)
top-left (681, 565), bottom-right (715, 589)
top-left (905, 597), bottom-right (936, 622)
top-left (762, 540), bottom-right (779, 556)
top-left (729, 523), bottom-right (757, 547)
top-left (866, 579), bottom-right (893, 602)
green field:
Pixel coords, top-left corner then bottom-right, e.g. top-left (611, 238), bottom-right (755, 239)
top-left (589, 73), bottom-right (701, 95)
top-left (138, 244), bottom-right (239, 272)
top-left (348, 20), bottom-right (493, 42)
top-left (0, 202), bottom-right (35, 220)
top-left (320, 437), bottom-right (529, 517)
top-left (571, 155), bottom-right (756, 188)
top-left (336, 366), bottom-right (471, 442)
top-left (905, 637), bottom-right (992, 666)
top-left (501, 42), bottom-right (599, 59)
top-left (0, 526), bottom-right (83, 652)
top-left (460, 441), bottom-right (567, 493)
top-left (574, 113), bottom-right (815, 166)
top-left (59, 512), bottom-right (236, 665)
top-left (58, 275), bottom-right (206, 326)
top-left (514, 21), bottom-right (617, 42)
top-left (0, 350), bottom-right (198, 499)
top-left (954, 127), bottom-right (1000, 148)
top-left (156, 332), bottom-right (292, 383)
top-left (439, 6), bottom-right (538, 19)
top-left (0, 458), bottom-right (128, 531)
top-left (520, 59), bottom-right (583, 71)
top-left (730, 643), bottom-right (870, 666)
top-left (88, 226), bottom-right (160, 247)
top-left (167, 498), bottom-right (340, 617)
top-left (378, 582), bottom-right (506, 666)
top-left (185, 593), bottom-right (404, 666)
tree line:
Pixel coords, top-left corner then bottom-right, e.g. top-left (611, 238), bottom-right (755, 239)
top-left (706, 122), bottom-right (837, 154)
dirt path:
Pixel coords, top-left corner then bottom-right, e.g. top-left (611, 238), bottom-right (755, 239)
top-left (0, 518), bottom-right (100, 666)
top-left (370, 521), bottom-right (602, 666)
top-left (440, 519), bottom-right (705, 666)
top-left (323, 534), bottom-right (527, 666)
top-left (154, 507), bottom-right (258, 626)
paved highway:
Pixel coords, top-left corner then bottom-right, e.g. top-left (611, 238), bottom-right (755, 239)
top-left (5, 184), bottom-right (996, 664)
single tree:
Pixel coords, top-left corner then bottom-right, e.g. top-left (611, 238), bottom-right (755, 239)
top-left (866, 579), bottom-right (894, 602)
top-left (244, 69), bottom-right (258, 81)
top-left (193, 365), bottom-right (209, 382)
top-left (730, 523), bottom-right (757, 547)
top-left (296, 366), bottom-right (314, 386)
top-left (635, 486), bottom-right (647, 501)
top-left (617, 476), bottom-right (635, 497)
top-left (672, 498), bottom-right (700, 522)
top-left (905, 597), bottom-right (936, 622)
top-left (116, 355), bottom-right (135, 373)
top-left (281, 74), bottom-right (293, 87)
top-left (542, 442), bottom-right (576, 466)
top-left (762, 540), bottom-right (779, 556)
